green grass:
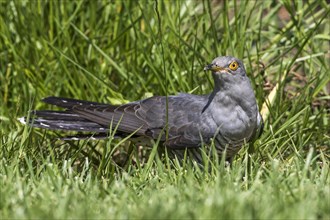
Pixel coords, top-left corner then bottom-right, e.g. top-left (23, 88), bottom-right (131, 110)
top-left (1, 0), bottom-right (329, 219)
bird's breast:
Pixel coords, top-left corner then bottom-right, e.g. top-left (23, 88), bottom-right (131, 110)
top-left (209, 102), bottom-right (257, 145)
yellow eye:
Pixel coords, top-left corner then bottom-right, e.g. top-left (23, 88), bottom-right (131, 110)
top-left (229, 61), bottom-right (239, 71)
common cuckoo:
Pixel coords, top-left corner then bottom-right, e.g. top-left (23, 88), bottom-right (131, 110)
top-left (20, 56), bottom-right (263, 162)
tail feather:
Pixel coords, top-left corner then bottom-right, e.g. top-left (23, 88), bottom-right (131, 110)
top-left (20, 110), bottom-right (109, 132)
top-left (42, 96), bottom-right (110, 108)
top-left (33, 110), bottom-right (85, 121)
top-left (59, 133), bottom-right (111, 140)
top-left (19, 96), bottom-right (145, 139)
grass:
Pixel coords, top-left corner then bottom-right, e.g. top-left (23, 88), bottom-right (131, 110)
top-left (0, 0), bottom-right (329, 219)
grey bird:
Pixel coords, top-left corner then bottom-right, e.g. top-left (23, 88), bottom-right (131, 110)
top-left (20, 56), bottom-right (263, 162)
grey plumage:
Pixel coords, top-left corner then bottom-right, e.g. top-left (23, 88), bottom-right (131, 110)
top-left (20, 56), bottom-right (263, 162)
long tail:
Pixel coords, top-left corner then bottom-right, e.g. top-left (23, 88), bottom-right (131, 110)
top-left (19, 97), bottom-right (110, 133)
top-left (19, 110), bottom-right (108, 133)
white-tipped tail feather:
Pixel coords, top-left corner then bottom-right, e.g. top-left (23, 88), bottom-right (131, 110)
top-left (18, 117), bottom-right (27, 125)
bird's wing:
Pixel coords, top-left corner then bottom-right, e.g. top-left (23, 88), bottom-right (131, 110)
top-left (255, 112), bottom-right (264, 139)
top-left (135, 94), bottom-right (213, 149)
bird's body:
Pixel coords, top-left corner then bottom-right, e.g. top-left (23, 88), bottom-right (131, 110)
top-left (20, 56), bottom-right (263, 162)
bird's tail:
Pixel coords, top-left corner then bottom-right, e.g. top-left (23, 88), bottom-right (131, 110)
top-left (19, 96), bottom-right (111, 134)
top-left (19, 110), bottom-right (109, 133)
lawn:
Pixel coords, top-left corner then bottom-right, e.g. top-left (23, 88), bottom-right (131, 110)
top-left (0, 0), bottom-right (329, 219)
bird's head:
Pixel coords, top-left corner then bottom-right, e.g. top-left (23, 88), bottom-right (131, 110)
top-left (204, 56), bottom-right (246, 77)
top-left (204, 56), bottom-right (248, 90)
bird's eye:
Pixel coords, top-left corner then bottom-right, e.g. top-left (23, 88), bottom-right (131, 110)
top-left (229, 61), bottom-right (239, 71)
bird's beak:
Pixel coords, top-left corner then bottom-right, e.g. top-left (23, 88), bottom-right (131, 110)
top-left (204, 64), bottom-right (224, 72)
